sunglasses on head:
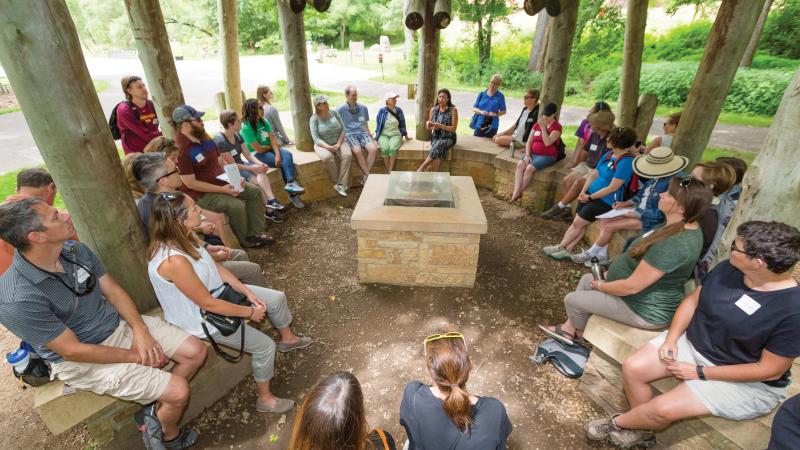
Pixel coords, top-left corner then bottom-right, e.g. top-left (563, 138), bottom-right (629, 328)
top-left (159, 192), bottom-right (181, 218)
top-left (126, 76), bottom-right (141, 88)
top-left (679, 176), bottom-right (694, 190)
top-left (423, 332), bottom-right (465, 357)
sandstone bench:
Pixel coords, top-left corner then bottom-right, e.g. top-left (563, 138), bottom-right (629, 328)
top-left (580, 315), bottom-right (800, 449)
top-left (33, 309), bottom-right (252, 448)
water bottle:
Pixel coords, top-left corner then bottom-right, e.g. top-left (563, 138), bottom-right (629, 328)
top-left (509, 140), bottom-right (516, 158)
top-left (7, 346), bottom-right (31, 376)
top-left (590, 257), bottom-right (605, 281)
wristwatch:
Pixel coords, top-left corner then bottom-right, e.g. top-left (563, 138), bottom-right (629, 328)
top-left (696, 365), bottom-right (707, 380)
top-left (587, 193), bottom-right (593, 201)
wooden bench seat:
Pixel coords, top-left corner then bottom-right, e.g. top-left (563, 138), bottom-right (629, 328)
top-left (580, 315), bottom-right (799, 449)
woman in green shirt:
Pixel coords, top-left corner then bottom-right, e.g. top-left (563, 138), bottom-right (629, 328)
top-left (309, 95), bottom-right (352, 197)
top-left (539, 177), bottom-right (713, 346)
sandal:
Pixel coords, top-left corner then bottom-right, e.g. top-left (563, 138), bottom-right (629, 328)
top-left (538, 324), bottom-right (575, 346)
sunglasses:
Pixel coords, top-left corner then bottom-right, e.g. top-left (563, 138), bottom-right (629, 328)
top-left (156, 169), bottom-right (179, 182)
top-left (730, 240), bottom-right (758, 259)
top-left (159, 192), bottom-right (181, 218)
top-left (679, 176), bottom-right (694, 190)
top-left (423, 332), bottom-right (465, 357)
top-left (126, 76), bottom-right (142, 88)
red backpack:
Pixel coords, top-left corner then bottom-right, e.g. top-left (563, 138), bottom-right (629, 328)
top-left (603, 151), bottom-right (639, 200)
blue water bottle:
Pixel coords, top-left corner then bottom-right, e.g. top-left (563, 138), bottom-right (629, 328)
top-left (6, 345), bottom-right (31, 376)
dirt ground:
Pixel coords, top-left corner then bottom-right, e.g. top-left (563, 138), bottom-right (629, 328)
top-left (0, 189), bottom-right (614, 449)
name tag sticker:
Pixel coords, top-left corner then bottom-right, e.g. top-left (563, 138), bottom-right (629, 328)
top-left (590, 144), bottom-right (598, 151)
top-left (358, 116), bottom-right (365, 122)
top-left (260, 131), bottom-right (269, 140)
top-left (195, 153), bottom-right (205, 163)
top-left (152, 119), bottom-right (159, 125)
top-left (735, 294), bottom-right (761, 316)
top-left (76, 268), bottom-right (90, 284)
top-left (533, 131), bottom-right (541, 136)
top-left (231, 149), bottom-right (238, 156)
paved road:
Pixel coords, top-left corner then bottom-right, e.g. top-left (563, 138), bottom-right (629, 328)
top-left (0, 55), bottom-right (765, 175)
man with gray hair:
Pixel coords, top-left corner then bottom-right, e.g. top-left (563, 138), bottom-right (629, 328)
top-left (0, 198), bottom-right (206, 448)
top-left (337, 85), bottom-right (379, 184)
top-left (133, 152), bottom-right (268, 288)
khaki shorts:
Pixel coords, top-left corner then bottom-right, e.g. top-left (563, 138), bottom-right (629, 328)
top-left (570, 162), bottom-right (590, 176)
top-left (50, 316), bottom-right (191, 404)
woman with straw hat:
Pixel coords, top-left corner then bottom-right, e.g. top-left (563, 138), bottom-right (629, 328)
top-left (571, 147), bottom-right (689, 267)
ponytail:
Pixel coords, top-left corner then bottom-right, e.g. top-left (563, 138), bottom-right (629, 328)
top-left (628, 222), bottom-right (685, 259)
top-left (442, 384), bottom-right (472, 432)
top-left (424, 335), bottom-right (474, 432)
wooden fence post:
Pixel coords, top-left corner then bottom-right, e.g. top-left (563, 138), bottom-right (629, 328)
top-left (277, 0), bottom-right (314, 151)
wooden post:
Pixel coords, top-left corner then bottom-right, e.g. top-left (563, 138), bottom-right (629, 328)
top-left (618, 0), bottom-right (648, 129)
top-left (0, 0), bottom-right (158, 312)
top-left (124, 0), bottom-right (185, 138)
top-left (415, 0), bottom-right (441, 140)
top-left (277, 0), bottom-right (313, 151)
top-left (217, 0), bottom-right (242, 117)
top-left (633, 94), bottom-right (658, 145)
top-left (671, 0), bottom-right (768, 165)
top-left (527, 12), bottom-right (549, 72)
top-left (403, 0), bottom-right (417, 61)
top-left (307, 0), bottom-right (332, 12)
top-left (539, 0), bottom-right (579, 118)
top-left (405, 0), bottom-right (426, 31)
top-left (713, 67), bottom-right (800, 264)
top-left (433, 0), bottom-right (452, 29)
top-left (740, 0), bottom-right (773, 68)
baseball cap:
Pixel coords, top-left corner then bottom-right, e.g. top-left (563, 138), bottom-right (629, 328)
top-left (172, 105), bottom-right (205, 124)
top-left (384, 92), bottom-right (400, 102)
top-left (313, 94), bottom-right (329, 106)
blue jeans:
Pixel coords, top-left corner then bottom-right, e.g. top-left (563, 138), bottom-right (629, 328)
top-left (253, 148), bottom-right (296, 183)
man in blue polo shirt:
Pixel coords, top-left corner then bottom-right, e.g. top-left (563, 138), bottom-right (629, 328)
top-left (0, 198), bottom-right (207, 449)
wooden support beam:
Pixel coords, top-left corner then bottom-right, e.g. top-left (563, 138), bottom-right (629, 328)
top-left (124, 0), bottom-right (186, 139)
top-left (217, 0), bottom-right (242, 117)
top-left (633, 94), bottom-right (658, 145)
top-left (527, 11), bottom-right (549, 72)
top-left (289, 0), bottom-right (306, 13)
top-left (618, 0), bottom-right (648, 129)
top-left (714, 67), bottom-right (800, 264)
top-left (277, 0), bottom-right (314, 151)
top-left (539, 0), bottom-right (579, 118)
top-left (307, 0), bottom-right (332, 13)
top-left (433, 0), bottom-right (452, 29)
top-left (740, 0), bottom-right (773, 68)
top-left (405, 0), bottom-right (426, 31)
top-left (671, 0), bottom-right (768, 165)
top-left (0, 0), bottom-right (158, 312)
top-left (415, 0), bottom-right (440, 140)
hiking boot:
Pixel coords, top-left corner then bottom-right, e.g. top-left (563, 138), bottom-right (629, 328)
top-left (550, 248), bottom-right (575, 260)
top-left (571, 251), bottom-right (595, 265)
top-left (584, 254), bottom-right (610, 268)
top-left (288, 195), bottom-right (305, 209)
top-left (541, 204), bottom-right (566, 220)
top-left (584, 414), bottom-right (620, 441)
top-left (266, 198), bottom-right (286, 211)
top-left (555, 207), bottom-right (573, 222)
top-left (163, 427), bottom-right (199, 449)
top-left (265, 211), bottom-right (283, 223)
top-left (542, 244), bottom-right (563, 255)
top-left (609, 428), bottom-right (656, 449)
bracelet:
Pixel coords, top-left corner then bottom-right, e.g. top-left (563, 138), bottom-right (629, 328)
top-left (696, 365), bottom-right (706, 380)
top-left (248, 306), bottom-right (255, 319)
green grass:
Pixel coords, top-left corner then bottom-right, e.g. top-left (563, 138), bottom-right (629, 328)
top-left (0, 79), bottom-right (110, 115)
top-left (0, 106), bottom-right (21, 115)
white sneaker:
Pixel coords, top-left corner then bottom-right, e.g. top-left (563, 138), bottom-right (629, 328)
top-left (543, 244), bottom-right (562, 255)
top-left (571, 251), bottom-right (595, 264)
top-left (584, 254), bottom-right (611, 267)
top-left (361, 174), bottom-right (369, 185)
top-left (333, 184), bottom-right (347, 197)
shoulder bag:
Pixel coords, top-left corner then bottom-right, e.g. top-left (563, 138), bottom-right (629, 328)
top-left (201, 283), bottom-right (250, 363)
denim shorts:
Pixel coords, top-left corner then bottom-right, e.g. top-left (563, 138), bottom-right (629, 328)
top-left (239, 162), bottom-right (255, 181)
top-left (520, 154), bottom-right (556, 170)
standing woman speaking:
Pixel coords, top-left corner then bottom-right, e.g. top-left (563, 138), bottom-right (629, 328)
top-left (469, 74), bottom-right (506, 138)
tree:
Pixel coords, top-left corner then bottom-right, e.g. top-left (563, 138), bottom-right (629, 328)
top-left (739, 0), bottom-right (773, 68)
top-left (665, 0), bottom-right (719, 19)
top-left (454, 0), bottom-right (514, 69)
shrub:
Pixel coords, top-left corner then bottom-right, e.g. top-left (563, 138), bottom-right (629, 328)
top-left (750, 54), bottom-right (800, 70)
top-left (591, 62), bottom-right (792, 116)
top-left (643, 21), bottom-right (712, 62)
top-left (759, 0), bottom-right (800, 59)
top-left (438, 38), bottom-right (545, 91)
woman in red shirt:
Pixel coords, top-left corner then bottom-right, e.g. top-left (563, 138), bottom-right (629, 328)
top-left (510, 102), bottom-right (562, 202)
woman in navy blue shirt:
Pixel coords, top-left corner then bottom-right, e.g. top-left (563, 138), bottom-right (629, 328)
top-left (585, 221), bottom-right (800, 448)
top-left (469, 74), bottom-right (506, 138)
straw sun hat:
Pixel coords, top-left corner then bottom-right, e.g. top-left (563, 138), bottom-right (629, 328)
top-left (588, 110), bottom-right (615, 132)
top-left (633, 146), bottom-right (689, 178)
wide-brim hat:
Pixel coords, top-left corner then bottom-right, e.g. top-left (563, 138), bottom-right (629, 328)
top-left (633, 146), bottom-right (689, 178)
top-left (588, 110), bottom-right (615, 132)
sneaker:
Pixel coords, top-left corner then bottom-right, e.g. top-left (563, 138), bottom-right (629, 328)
top-left (284, 181), bottom-right (305, 194)
top-left (609, 428), bottom-right (656, 449)
top-left (333, 184), bottom-right (348, 197)
top-left (256, 397), bottom-right (295, 414)
top-left (361, 174), bottom-right (369, 185)
top-left (541, 204), bottom-right (566, 220)
top-left (278, 336), bottom-right (313, 353)
top-left (556, 207), bottom-right (573, 222)
top-left (583, 254), bottom-right (611, 268)
top-left (265, 211), bottom-right (283, 223)
top-left (571, 251), bottom-right (595, 265)
top-left (138, 403), bottom-right (166, 450)
top-left (542, 244), bottom-right (563, 255)
top-left (162, 427), bottom-right (199, 449)
top-left (550, 248), bottom-right (575, 260)
top-left (584, 414), bottom-right (620, 441)
top-left (289, 195), bottom-right (305, 209)
top-left (266, 198), bottom-right (286, 211)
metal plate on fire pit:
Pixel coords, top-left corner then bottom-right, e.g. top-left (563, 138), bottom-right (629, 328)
top-left (384, 171), bottom-right (454, 208)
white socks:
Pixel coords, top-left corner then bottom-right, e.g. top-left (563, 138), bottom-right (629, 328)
top-left (558, 202), bottom-right (567, 209)
top-left (587, 244), bottom-right (609, 258)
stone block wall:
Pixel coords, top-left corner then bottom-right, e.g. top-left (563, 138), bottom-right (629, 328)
top-left (357, 230), bottom-right (480, 287)
top-left (493, 149), bottom-right (567, 213)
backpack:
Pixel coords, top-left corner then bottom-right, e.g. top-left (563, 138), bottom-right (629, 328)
top-left (109, 100), bottom-right (145, 140)
top-left (603, 151), bottom-right (639, 200)
top-left (530, 338), bottom-right (591, 378)
top-left (555, 138), bottom-right (567, 161)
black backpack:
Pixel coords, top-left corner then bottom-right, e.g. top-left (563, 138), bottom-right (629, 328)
top-left (109, 100), bottom-right (146, 140)
top-left (555, 138), bottom-right (567, 161)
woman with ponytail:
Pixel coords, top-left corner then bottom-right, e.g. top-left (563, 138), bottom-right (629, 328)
top-left (540, 177), bottom-right (713, 346)
top-left (400, 332), bottom-right (512, 449)
top-left (586, 221), bottom-right (800, 448)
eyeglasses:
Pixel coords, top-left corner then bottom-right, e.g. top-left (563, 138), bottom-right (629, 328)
top-left (679, 176), bottom-right (694, 190)
top-left (126, 76), bottom-right (141, 88)
top-left (524, 96), bottom-right (535, 100)
top-left (730, 240), bottom-right (757, 258)
top-left (423, 332), bottom-right (465, 357)
top-left (159, 192), bottom-right (180, 218)
top-left (156, 169), bottom-right (179, 182)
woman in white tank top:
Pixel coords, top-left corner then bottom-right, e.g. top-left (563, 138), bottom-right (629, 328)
top-left (147, 191), bottom-right (312, 414)
top-left (642, 111), bottom-right (680, 154)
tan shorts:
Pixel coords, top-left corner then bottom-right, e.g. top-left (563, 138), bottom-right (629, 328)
top-left (50, 316), bottom-right (191, 404)
top-left (570, 162), bottom-right (590, 176)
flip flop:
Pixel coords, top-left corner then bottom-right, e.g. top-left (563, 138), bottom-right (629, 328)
top-left (538, 324), bottom-right (575, 346)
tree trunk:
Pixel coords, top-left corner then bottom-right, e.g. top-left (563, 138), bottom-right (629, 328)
top-left (739, 0), bottom-right (773, 68)
top-left (528, 11), bottom-right (549, 72)
top-left (671, 0), bottom-right (768, 166)
top-left (713, 67), bottom-right (800, 265)
top-left (618, 0), bottom-right (648, 129)
top-left (217, 0), bottom-right (242, 117)
top-left (277, 0), bottom-right (313, 151)
top-left (0, 0), bottom-right (158, 312)
top-left (539, 0), bottom-right (579, 119)
top-left (633, 93), bottom-right (658, 144)
top-left (340, 22), bottom-right (345, 49)
top-left (415, 0), bottom-right (440, 140)
top-left (124, 0), bottom-right (185, 139)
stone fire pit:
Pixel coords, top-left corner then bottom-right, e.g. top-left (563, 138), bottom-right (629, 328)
top-left (351, 172), bottom-right (487, 287)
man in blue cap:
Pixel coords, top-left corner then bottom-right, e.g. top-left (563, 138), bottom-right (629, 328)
top-left (171, 105), bottom-right (272, 248)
